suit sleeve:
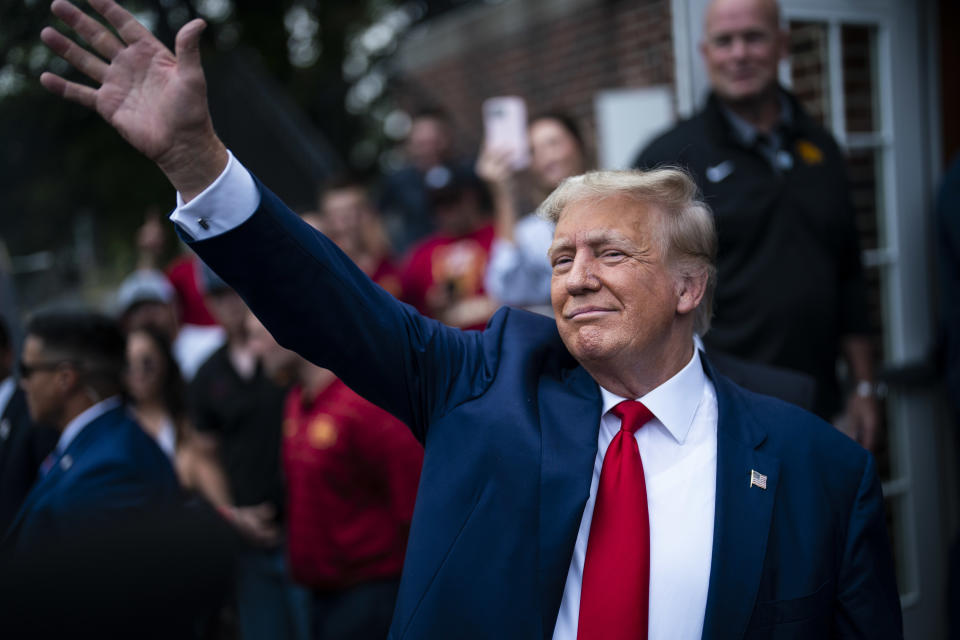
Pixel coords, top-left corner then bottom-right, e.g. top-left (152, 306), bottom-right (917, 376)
top-left (833, 453), bottom-right (903, 638)
top-left (182, 179), bottom-right (497, 442)
top-left (352, 404), bottom-right (423, 528)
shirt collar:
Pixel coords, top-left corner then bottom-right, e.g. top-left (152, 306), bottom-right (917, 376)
top-left (719, 91), bottom-right (794, 147)
top-left (599, 346), bottom-right (707, 445)
top-left (0, 377), bottom-right (14, 418)
top-left (56, 395), bottom-right (122, 453)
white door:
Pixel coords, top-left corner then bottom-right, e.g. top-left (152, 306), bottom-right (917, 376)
top-left (674, 1), bottom-right (947, 637)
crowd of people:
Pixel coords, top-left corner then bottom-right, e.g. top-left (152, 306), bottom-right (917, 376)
top-left (0, 0), bottom-right (922, 638)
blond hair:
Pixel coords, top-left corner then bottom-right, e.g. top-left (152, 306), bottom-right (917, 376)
top-left (538, 168), bottom-right (717, 335)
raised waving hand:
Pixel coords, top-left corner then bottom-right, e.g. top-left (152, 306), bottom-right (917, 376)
top-left (40, 0), bottom-right (227, 199)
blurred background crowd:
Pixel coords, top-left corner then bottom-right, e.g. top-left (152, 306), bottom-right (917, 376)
top-left (0, 0), bottom-right (958, 638)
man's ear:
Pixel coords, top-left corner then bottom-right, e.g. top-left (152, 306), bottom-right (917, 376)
top-left (675, 268), bottom-right (708, 316)
top-left (56, 364), bottom-right (79, 393)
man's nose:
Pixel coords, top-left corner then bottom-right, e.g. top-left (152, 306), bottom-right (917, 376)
top-left (730, 36), bottom-right (747, 59)
top-left (565, 253), bottom-right (601, 294)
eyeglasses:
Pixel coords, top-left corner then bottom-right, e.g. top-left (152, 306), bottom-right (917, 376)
top-left (19, 359), bottom-right (75, 380)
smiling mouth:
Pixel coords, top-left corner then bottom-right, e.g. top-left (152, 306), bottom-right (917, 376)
top-left (566, 308), bottom-right (614, 320)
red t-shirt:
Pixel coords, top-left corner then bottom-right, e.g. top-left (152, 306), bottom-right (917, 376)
top-left (400, 224), bottom-right (495, 330)
top-left (283, 379), bottom-right (423, 590)
top-left (369, 257), bottom-right (404, 300)
top-left (166, 254), bottom-right (218, 326)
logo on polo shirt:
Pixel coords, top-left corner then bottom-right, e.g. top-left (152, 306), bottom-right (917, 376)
top-left (796, 140), bottom-right (824, 165)
top-left (308, 415), bottom-right (338, 449)
top-left (706, 160), bottom-right (735, 183)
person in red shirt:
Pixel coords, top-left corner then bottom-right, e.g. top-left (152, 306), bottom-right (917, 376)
top-left (250, 188), bottom-right (421, 640)
top-left (400, 165), bottom-right (498, 330)
top-left (281, 363), bottom-right (422, 639)
top-left (131, 208), bottom-right (220, 327)
top-left (166, 254), bottom-right (219, 326)
top-left (305, 176), bottom-right (403, 300)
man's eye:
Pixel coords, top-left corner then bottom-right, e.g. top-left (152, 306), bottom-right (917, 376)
top-left (602, 250), bottom-right (624, 258)
top-left (552, 256), bottom-right (572, 269)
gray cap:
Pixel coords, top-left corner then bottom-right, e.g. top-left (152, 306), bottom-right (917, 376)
top-left (114, 269), bottom-right (175, 315)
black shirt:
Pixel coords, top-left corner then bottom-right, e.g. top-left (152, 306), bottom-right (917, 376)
top-left (189, 345), bottom-right (286, 510)
top-left (635, 91), bottom-right (870, 418)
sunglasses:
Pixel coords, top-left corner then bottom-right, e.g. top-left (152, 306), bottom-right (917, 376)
top-left (19, 359), bottom-right (76, 380)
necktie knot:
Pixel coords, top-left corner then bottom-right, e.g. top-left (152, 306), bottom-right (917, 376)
top-left (610, 400), bottom-right (653, 435)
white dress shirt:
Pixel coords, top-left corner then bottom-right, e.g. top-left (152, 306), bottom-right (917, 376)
top-left (0, 377), bottom-right (15, 420)
top-left (55, 395), bottom-right (123, 455)
top-left (170, 151), bottom-right (260, 241)
top-left (172, 155), bottom-right (719, 639)
top-left (552, 347), bottom-right (717, 640)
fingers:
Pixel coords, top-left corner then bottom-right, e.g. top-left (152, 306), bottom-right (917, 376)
top-left (41, 26), bottom-right (109, 84)
top-left (39, 71), bottom-right (98, 110)
top-left (250, 502), bottom-right (276, 520)
top-left (175, 19), bottom-right (207, 72)
top-left (50, 0), bottom-right (123, 60)
top-left (88, 0), bottom-right (156, 47)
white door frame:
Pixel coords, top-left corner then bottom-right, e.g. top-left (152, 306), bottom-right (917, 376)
top-left (671, 1), bottom-right (947, 637)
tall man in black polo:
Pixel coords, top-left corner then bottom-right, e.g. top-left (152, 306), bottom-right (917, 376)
top-left (634, 0), bottom-right (880, 448)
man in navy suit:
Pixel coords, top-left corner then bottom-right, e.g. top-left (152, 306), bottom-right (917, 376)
top-left (2, 311), bottom-right (178, 554)
top-left (0, 317), bottom-right (58, 534)
top-left (40, 1), bottom-right (902, 637)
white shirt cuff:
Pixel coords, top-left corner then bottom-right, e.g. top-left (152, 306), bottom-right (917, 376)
top-left (169, 150), bottom-right (260, 240)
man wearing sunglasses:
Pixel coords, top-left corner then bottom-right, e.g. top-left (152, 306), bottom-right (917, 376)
top-left (2, 311), bottom-right (178, 555)
top-left (0, 318), bottom-right (57, 535)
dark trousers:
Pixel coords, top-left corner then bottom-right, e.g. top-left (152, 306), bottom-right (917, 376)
top-left (313, 579), bottom-right (400, 640)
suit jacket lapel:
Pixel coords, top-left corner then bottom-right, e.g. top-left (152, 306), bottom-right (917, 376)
top-left (537, 362), bottom-right (602, 640)
top-left (701, 364), bottom-right (780, 640)
top-left (1, 407), bottom-right (120, 546)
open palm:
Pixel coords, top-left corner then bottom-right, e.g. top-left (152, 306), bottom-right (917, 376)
top-left (41, 0), bottom-right (226, 196)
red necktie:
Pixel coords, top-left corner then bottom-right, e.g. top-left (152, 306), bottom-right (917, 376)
top-left (577, 400), bottom-right (653, 640)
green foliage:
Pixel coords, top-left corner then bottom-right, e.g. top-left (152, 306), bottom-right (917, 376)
top-left (0, 0), bottom-right (388, 294)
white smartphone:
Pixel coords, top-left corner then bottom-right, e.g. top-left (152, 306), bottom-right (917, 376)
top-left (482, 96), bottom-right (530, 170)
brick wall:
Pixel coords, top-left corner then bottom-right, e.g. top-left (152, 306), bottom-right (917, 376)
top-left (391, 0), bottom-right (674, 154)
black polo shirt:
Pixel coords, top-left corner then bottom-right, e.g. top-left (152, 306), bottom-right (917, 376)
top-left (635, 91), bottom-right (869, 418)
top-left (189, 345), bottom-right (286, 510)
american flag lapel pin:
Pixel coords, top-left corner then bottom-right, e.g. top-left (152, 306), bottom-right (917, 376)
top-left (750, 469), bottom-right (767, 490)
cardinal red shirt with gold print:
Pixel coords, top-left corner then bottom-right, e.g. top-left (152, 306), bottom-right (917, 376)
top-left (282, 379), bottom-right (423, 589)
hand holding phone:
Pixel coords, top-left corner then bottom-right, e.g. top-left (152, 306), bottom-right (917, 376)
top-left (482, 96), bottom-right (530, 171)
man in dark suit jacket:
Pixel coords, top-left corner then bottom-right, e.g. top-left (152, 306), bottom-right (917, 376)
top-left (0, 312), bottom-right (185, 638)
top-left (1, 312), bottom-right (178, 554)
top-left (0, 318), bottom-right (58, 533)
top-left (40, 1), bottom-right (902, 637)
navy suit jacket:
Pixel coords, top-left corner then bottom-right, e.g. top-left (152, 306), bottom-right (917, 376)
top-left (2, 402), bottom-right (179, 554)
top-left (0, 387), bottom-right (57, 533)
top-left (187, 181), bottom-right (902, 639)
